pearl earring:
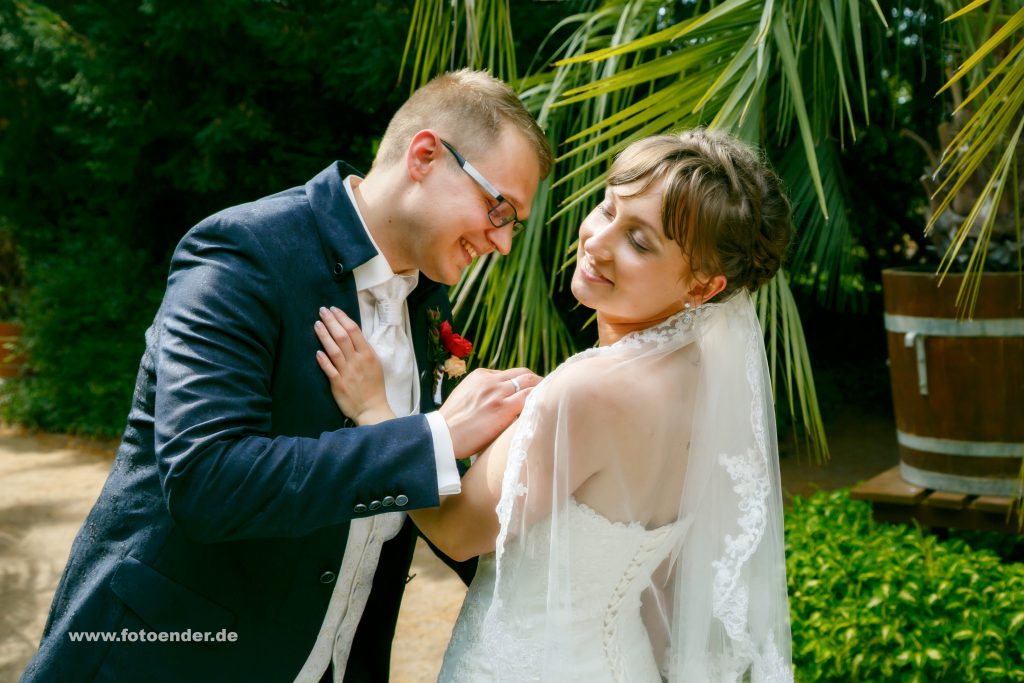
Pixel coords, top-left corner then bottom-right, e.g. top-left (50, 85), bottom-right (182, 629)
top-left (682, 301), bottom-right (694, 324)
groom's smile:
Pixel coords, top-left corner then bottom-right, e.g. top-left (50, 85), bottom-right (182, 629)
top-left (418, 128), bottom-right (539, 284)
top-left (459, 237), bottom-right (480, 264)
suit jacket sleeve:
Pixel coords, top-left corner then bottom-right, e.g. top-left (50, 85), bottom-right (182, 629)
top-left (154, 215), bottom-right (439, 544)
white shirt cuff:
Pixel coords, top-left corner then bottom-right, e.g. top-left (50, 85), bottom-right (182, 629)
top-left (425, 411), bottom-right (461, 496)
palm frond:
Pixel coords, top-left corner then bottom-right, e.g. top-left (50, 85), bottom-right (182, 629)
top-left (402, 0), bottom-right (886, 464)
top-left (929, 4), bottom-right (1024, 316)
top-left (779, 139), bottom-right (864, 311)
top-left (753, 270), bottom-right (829, 463)
top-left (400, 0), bottom-right (518, 89)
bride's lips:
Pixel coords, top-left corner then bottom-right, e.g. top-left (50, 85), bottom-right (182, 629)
top-left (579, 256), bottom-right (612, 284)
top-left (460, 238), bottom-right (479, 265)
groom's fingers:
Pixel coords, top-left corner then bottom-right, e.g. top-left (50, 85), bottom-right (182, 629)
top-left (492, 367), bottom-right (537, 382)
top-left (505, 371), bottom-right (541, 394)
top-left (439, 367), bottom-right (544, 459)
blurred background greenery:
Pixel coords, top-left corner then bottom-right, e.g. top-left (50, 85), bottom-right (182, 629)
top-left (0, 0), bottom-right (1019, 446)
top-left (2, 3), bottom-right (1022, 679)
top-left (0, 0), bottom-right (575, 434)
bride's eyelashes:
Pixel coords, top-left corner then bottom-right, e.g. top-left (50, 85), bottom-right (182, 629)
top-left (594, 203), bottom-right (650, 253)
top-left (627, 232), bottom-right (650, 253)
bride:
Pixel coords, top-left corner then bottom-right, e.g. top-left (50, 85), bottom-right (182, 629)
top-left (316, 129), bottom-right (794, 681)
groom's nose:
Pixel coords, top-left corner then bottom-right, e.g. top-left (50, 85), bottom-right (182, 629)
top-left (485, 224), bottom-right (513, 256)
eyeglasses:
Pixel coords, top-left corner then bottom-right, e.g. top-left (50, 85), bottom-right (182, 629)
top-left (440, 139), bottom-right (526, 237)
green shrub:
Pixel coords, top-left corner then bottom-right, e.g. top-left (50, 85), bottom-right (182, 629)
top-left (0, 234), bottom-right (161, 437)
top-left (0, 0), bottom-right (575, 436)
top-left (787, 490), bottom-right (1024, 682)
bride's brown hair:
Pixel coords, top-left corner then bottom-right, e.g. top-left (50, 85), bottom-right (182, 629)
top-left (607, 129), bottom-right (791, 299)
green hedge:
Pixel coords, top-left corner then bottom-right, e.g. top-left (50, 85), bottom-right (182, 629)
top-left (0, 1), bottom-right (415, 435)
top-left (787, 490), bottom-right (1024, 682)
top-left (0, 0), bottom-right (574, 437)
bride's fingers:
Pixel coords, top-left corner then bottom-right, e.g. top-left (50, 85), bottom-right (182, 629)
top-left (318, 307), bottom-right (356, 360)
top-left (329, 307), bottom-right (375, 357)
top-left (313, 320), bottom-right (341, 362)
top-left (315, 349), bottom-right (341, 383)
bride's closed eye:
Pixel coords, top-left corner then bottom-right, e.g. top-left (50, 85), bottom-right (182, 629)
top-left (627, 232), bottom-right (650, 253)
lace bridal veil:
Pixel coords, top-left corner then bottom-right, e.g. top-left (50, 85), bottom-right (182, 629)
top-left (464, 290), bottom-right (793, 682)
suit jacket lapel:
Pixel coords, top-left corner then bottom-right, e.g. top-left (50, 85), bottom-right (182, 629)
top-left (305, 162), bottom-right (377, 328)
top-left (308, 160), bottom-right (450, 412)
top-left (408, 281), bottom-right (446, 412)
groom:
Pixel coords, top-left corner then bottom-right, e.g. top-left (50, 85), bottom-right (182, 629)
top-left (23, 70), bottom-right (551, 682)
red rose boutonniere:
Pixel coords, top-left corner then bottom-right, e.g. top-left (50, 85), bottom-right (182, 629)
top-left (428, 308), bottom-right (473, 404)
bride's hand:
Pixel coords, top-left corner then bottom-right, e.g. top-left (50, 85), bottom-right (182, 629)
top-left (313, 306), bottom-right (395, 426)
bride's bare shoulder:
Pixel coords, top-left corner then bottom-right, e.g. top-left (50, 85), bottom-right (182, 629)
top-left (538, 350), bottom-right (693, 418)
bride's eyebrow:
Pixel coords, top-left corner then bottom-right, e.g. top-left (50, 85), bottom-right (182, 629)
top-left (608, 188), bottom-right (662, 235)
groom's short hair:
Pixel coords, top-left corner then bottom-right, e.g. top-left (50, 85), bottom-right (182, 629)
top-left (374, 69), bottom-right (552, 178)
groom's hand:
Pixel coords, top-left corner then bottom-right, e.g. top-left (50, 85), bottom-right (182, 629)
top-left (439, 368), bottom-right (541, 459)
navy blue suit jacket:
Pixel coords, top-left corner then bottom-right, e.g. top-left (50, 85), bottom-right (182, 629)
top-left (23, 163), bottom-right (465, 682)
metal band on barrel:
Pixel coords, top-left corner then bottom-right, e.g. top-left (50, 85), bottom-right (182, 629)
top-left (897, 430), bottom-right (1024, 458)
top-left (884, 314), bottom-right (1024, 337)
top-left (899, 463), bottom-right (1023, 497)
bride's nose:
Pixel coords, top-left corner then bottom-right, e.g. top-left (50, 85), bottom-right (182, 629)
top-left (583, 222), bottom-right (614, 262)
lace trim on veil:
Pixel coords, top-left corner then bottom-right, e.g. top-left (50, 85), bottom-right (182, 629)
top-left (486, 295), bottom-right (790, 682)
top-left (708, 303), bottom-right (791, 683)
top-left (492, 306), bottom-right (706, 574)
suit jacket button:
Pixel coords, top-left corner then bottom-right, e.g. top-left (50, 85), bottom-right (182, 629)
top-left (382, 496), bottom-right (395, 507)
top-left (342, 417), bottom-right (354, 429)
top-left (368, 500), bottom-right (382, 511)
top-left (333, 262), bottom-right (345, 275)
top-left (319, 571), bottom-right (336, 584)
top-left (353, 503), bottom-right (368, 514)
top-left (395, 495), bottom-right (409, 507)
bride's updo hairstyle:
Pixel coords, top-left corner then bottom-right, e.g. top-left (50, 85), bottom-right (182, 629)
top-left (607, 129), bottom-right (791, 299)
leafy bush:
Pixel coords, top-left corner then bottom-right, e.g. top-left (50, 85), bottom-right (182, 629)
top-left (0, 0), bottom-right (414, 435)
top-left (787, 490), bottom-right (1024, 682)
top-left (0, 235), bottom-right (161, 436)
top-left (0, 0), bottom-right (574, 436)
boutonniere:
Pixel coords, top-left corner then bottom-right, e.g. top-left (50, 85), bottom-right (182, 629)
top-left (428, 308), bottom-right (473, 404)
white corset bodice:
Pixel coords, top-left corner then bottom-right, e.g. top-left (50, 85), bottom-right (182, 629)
top-left (438, 499), bottom-right (690, 682)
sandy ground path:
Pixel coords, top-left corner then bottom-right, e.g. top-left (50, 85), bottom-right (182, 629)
top-left (0, 404), bottom-right (896, 682)
top-left (0, 430), bottom-right (465, 683)
top-left (0, 433), bottom-right (116, 682)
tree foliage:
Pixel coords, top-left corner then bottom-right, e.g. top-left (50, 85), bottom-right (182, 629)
top-left (0, 0), bottom-right (415, 434)
top-left (402, 0), bottom-right (1022, 462)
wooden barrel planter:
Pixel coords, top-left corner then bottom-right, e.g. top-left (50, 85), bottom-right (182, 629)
top-left (882, 268), bottom-right (1024, 497)
top-left (0, 321), bottom-right (25, 379)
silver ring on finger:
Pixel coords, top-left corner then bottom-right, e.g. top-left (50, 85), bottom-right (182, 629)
top-left (509, 377), bottom-right (522, 394)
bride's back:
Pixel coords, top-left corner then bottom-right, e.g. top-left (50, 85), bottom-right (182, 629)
top-left (541, 339), bottom-right (701, 529)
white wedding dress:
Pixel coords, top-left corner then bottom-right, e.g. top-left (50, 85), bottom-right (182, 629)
top-left (439, 500), bottom-right (691, 681)
top-left (437, 293), bottom-right (792, 682)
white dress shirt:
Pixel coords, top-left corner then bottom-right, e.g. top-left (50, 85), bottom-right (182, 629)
top-left (293, 176), bottom-right (461, 682)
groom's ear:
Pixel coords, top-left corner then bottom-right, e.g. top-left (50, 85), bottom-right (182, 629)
top-left (406, 130), bottom-right (445, 183)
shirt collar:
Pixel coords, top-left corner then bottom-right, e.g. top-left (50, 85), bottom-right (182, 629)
top-left (343, 176), bottom-right (419, 293)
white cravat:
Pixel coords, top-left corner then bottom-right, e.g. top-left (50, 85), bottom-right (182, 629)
top-left (293, 175), bottom-right (461, 683)
top-left (365, 272), bottom-right (419, 416)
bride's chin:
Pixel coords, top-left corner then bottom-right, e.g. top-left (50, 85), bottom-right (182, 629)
top-left (570, 281), bottom-right (596, 309)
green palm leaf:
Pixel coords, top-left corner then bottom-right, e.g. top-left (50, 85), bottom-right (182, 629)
top-left (402, 0), bottom-right (888, 463)
top-left (754, 269), bottom-right (830, 461)
top-left (779, 140), bottom-right (863, 311)
top-left (929, 4), bottom-right (1024, 316)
